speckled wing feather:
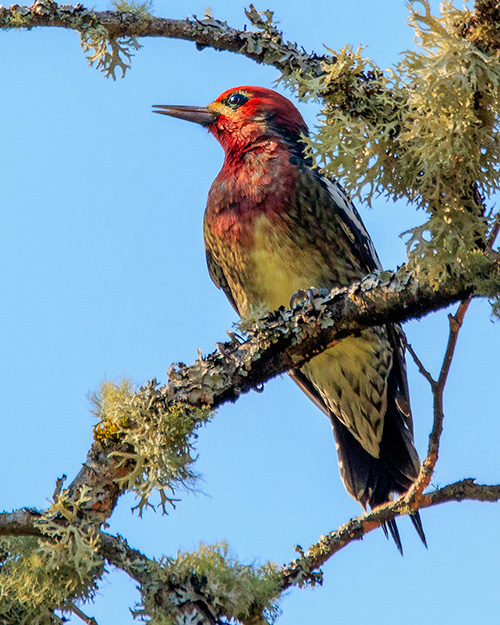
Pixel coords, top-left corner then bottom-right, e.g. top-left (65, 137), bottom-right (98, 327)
top-left (287, 161), bottom-right (381, 277)
top-left (284, 165), bottom-right (420, 509)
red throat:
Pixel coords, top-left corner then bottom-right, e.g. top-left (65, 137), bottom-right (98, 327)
top-left (204, 86), bottom-right (308, 246)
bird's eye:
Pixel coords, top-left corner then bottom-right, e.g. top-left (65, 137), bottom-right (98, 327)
top-left (226, 93), bottom-right (248, 108)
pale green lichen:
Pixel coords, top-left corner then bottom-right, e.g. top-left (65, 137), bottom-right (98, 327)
top-left (396, 1), bottom-right (500, 203)
top-left (34, 486), bottom-right (103, 581)
top-left (78, 0), bottom-right (153, 79)
top-left (0, 488), bottom-right (103, 625)
top-left (236, 304), bottom-right (273, 333)
top-left (139, 542), bottom-right (281, 625)
top-left (7, 12), bottom-right (32, 29)
top-left (285, 544), bottom-right (324, 589)
top-left (80, 25), bottom-right (143, 79)
top-left (1, 6), bottom-right (33, 29)
top-left (91, 378), bottom-right (213, 513)
top-left (0, 536), bottom-right (71, 625)
top-left (91, 376), bottom-right (135, 441)
top-left (281, 0), bottom-right (500, 308)
top-left (112, 0), bottom-right (154, 17)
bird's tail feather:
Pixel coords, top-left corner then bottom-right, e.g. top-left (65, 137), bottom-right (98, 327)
top-left (382, 519), bottom-right (403, 555)
top-left (330, 415), bottom-right (427, 553)
top-left (410, 511), bottom-right (427, 548)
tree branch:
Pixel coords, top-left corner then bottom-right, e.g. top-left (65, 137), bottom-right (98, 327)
top-left (401, 299), bottom-right (471, 513)
top-left (0, 271), bottom-right (496, 621)
top-left (3, 1), bottom-right (498, 77)
top-left (0, 508), bottom-right (42, 536)
top-left (405, 341), bottom-right (436, 387)
top-left (0, 276), bottom-right (497, 598)
top-left (0, 2), bottom-right (332, 75)
top-left (280, 479), bottom-right (500, 588)
top-left (3, 478), bottom-right (498, 604)
top-left (162, 270), bottom-right (476, 408)
top-left (65, 601), bottom-right (99, 625)
top-left (0, 269), bottom-right (492, 535)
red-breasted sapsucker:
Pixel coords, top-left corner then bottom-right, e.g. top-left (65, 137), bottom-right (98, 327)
top-left (154, 86), bottom-right (426, 552)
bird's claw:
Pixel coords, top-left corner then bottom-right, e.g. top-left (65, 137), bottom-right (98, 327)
top-left (226, 330), bottom-right (244, 344)
top-left (289, 289), bottom-right (307, 309)
top-left (215, 342), bottom-right (228, 356)
top-left (289, 287), bottom-right (329, 311)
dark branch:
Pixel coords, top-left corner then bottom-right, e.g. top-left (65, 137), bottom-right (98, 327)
top-left (402, 299), bottom-right (471, 510)
top-left (405, 341), bottom-right (436, 387)
top-left (0, 2), bottom-right (331, 75)
top-left (66, 602), bottom-right (99, 625)
top-left (159, 269), bottom-right (485, 414)
top-left (0, 508), bottom-right (42, 536)
top-left (3, 1), bottom-right (499, 82)
top-left (425, 479), bottom-right (500, 506)
top-left (437, 300), bottom-right (471, 390)
top-left (98, 532), bottom-right (150, 582)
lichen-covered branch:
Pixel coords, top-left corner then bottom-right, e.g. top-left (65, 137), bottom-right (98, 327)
top-left (3, 268), bottom-right (497, 533)
top-left (0, 2), bottom-right (332, 78)
top-left (2, 477), bottom-right (499, 621)
top-left (93, 475), bottom-right (500, 610)
top-left (0, 269), bottom-right (498, 619)
top-left (158, 269), bottom-right (483, 409)
top-left (280, 478), bottom-right (500, 589)
top-left (282, 294), bottom-right (472, 586)
top-left (2, 1), bottom-right (498, 77)
top-left (2, 267), bottom-right (489, 624)
top-left (3, 3), bottom-right (500, 298)
top-left (66, 601), bottom-right (99, 625)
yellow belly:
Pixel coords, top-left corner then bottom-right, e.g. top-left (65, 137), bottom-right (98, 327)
top-left (237, 213), bottom-right (390, 458)
top-left (238, 213), bottom-right (328, 315)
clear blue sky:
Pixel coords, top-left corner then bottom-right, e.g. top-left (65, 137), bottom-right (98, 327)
top-left (1, 1), bottom-right (499, 623)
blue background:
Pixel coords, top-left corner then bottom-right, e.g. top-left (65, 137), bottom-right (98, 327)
top-left (1, 1), bottom-right (499, 623)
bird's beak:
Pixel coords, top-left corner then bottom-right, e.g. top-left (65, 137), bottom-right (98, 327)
top-left (152, 104), bottom-right (218, 126)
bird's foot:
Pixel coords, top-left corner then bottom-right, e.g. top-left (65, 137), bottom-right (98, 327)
top-left (289, 287), bottom-right (330, 311)
top-left (226, 330), bottom-right (244, 345)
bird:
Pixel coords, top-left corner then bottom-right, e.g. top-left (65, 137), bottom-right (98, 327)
top-left (153, 86), bottom-right (426, 553)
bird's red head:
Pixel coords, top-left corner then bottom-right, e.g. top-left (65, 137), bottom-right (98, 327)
top-left (207, 86), bottom-right (308, 153)
top-left (153, 86), bottom-right (308, 155)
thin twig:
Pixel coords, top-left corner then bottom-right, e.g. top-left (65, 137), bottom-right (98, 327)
top-left (406, 341), bottom-right (436, 387)
top-left (66, 601), bottom-right (99, 625)
top-left (437, 298), bottom-right (471, 389)
top-left (280, 478), bottom-right (500, 589)
top-left (0, 476), bottom-right (499, 601)
top-left (100, 474), bottom-right (500, 595)
top-left (404, 297), bottom-right (471, 507)
top-left (487, 210), bottom-right (500, 248)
